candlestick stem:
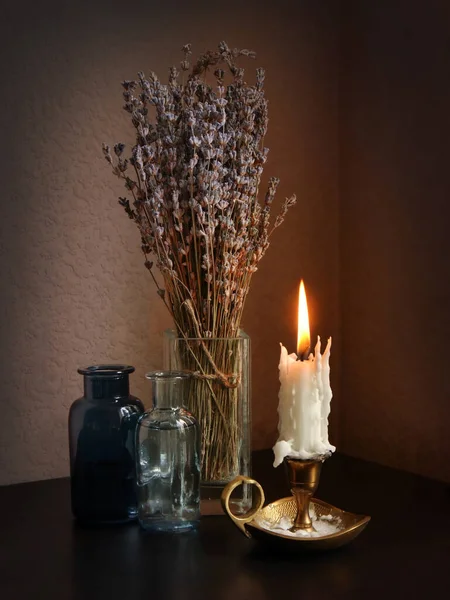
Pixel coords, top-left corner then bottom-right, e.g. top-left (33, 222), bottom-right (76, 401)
top-left (284, 454), bottom-right (330, 531)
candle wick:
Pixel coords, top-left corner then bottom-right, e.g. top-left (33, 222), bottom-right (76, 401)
top-left (296, 348), bottom-right (310, 361)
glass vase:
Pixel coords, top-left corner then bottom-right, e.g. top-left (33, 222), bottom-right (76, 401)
top-left (163, 330), bottom-right (251, 515)
top-left (136, 371), bottom-right (201, 532)
top-left (68, 365), bottom-right (144, 524)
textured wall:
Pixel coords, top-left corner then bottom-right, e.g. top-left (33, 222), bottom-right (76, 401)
top-left (339, 0), bottom-right (450, 482)
top-left (0, 1), bottom-right (340, 484)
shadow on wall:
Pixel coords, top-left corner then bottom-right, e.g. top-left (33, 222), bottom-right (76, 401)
top-left (339, 0), bottom-right (450, 482)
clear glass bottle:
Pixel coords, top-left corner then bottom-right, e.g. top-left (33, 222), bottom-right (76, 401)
top-left (136, 371), bottom-right (201, 532)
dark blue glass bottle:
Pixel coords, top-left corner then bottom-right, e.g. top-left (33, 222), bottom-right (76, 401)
top-left (69, 365), bottom-right (144, 524)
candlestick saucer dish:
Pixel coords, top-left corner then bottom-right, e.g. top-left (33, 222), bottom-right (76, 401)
top-left (221, 476), bottom-right (370, 551)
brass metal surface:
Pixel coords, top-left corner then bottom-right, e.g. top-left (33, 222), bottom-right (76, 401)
top-left (221, 476), bottom-right (370, 551)
top-left (284, 454), bottom-right (330, 531)
top-left (221, 475), bottom-right (266, 537)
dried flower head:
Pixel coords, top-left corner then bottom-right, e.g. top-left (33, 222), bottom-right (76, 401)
top-left (104, 41), bottom-right (296, 339)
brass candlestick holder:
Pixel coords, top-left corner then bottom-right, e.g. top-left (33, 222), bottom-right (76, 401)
top-left (221, 451), bottom-right (371, 551)
top-left (283, 453), bottom-right (331, 532)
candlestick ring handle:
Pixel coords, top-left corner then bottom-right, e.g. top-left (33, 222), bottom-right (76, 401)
top-left (221, 475), bottom-right (265, 538)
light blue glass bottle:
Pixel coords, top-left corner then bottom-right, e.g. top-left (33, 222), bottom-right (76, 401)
top-left (136, 371), bottom-right (201, 532)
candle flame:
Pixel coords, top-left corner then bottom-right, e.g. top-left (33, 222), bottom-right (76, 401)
top-left (297, 280), bottom-right (311, 359)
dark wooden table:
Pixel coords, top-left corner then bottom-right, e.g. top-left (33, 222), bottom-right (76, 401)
top-left (1, 451), bottom-right (449, 599)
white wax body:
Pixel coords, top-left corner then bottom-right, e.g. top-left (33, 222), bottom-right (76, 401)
top-left (273, 336), bottom-right (336, 467)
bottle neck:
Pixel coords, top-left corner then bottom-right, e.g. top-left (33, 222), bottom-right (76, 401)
top-left (151, 379), bottom-right (185, 410)
top-left (84, 376), bottom-right (129, 400)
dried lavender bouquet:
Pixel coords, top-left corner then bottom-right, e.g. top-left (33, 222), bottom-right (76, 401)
top-left (103, 42), bottom-right (295, 483)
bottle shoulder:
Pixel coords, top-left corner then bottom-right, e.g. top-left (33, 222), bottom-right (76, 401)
top-left (70, 395), bottom-right (143, 408)
top-left (138, 407), bottom-right (198, 429)
top-left (69, 397), bottom-right (86, 417)
top-left (128, 395), bottom-right (145, 411)
top-left (69, 395), bottom-right (144, 421)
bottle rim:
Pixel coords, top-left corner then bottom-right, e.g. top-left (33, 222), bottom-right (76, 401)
top-left (145, 370), bottom-right (191, 381)
top-left (77, 365), bottom-right (135, 377)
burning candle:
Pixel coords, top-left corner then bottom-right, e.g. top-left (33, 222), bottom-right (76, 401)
top-left (273, 281), bottom-right (336, 467)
